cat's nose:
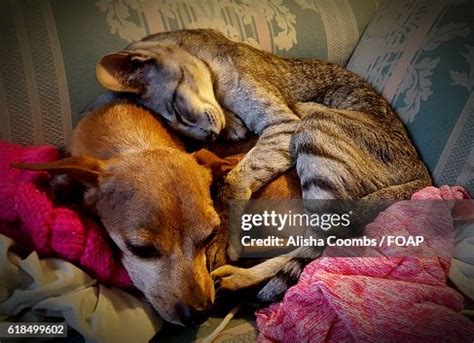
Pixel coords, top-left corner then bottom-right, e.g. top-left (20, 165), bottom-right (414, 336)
top-left (207, 130), bottom-right (218, 141)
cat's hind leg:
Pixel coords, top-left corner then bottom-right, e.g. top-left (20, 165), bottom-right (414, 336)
top-left (253, 104), bottom-right (430, 304)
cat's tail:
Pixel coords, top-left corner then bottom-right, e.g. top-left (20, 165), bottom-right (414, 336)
top-left (255, 246), bottom-right (323, 305)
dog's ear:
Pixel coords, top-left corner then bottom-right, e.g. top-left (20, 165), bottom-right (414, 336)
top-left (96, 50), bottom-right (156, 93)
top-left (11, 156), bottom-right (105, 186)
top-left (193, 149), bottom-right (240, 179)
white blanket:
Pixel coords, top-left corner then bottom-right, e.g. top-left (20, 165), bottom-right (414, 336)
top-left (0, 234), bottom-right (161, 343)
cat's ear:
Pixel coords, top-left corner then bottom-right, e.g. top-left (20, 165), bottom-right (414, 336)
top-left (96, 50), bottom-right (156, 93)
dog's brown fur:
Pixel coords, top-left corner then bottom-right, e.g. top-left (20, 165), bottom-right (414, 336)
top-left (12, 102), bottom-right (238, 326)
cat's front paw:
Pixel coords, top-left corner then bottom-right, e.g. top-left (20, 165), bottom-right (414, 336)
top-left (221, 178), bottom-right (252, 200)
top-left (221, 125), bottom-right (249, 141)
top-left (221, 111), bottom-right (250, 141)
top-left (212, 265), bottom-right (260, 291)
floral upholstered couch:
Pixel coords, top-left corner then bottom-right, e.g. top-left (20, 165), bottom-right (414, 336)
top-left (0, 0), bottom-right (473, 341)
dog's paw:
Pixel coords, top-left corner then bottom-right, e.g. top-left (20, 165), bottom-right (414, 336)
top-left (212, 265), bottom-right (260, 292)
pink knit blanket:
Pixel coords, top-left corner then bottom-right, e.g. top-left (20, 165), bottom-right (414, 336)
top-left (0, 141), bottom-right (132, 288)
top-left (257, 186), bottom-right (474, 342)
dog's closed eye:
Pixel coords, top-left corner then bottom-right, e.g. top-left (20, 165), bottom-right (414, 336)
top-left (126, 241), bottom-right (162, 259)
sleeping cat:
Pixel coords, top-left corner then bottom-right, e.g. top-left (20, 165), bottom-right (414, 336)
top-left (92, 28), bottom-right (432, 303)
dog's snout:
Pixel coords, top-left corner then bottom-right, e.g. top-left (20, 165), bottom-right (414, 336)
top-left (176, 300), bottom-right (213, 327)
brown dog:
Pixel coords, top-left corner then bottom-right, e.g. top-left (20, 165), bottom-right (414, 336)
top-left (13, 101), bottom-right (303, 326)
top-left (13, 102), bottom-right (237, 326)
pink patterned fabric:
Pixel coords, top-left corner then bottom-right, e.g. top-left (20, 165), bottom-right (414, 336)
top-left (257, 186), bottom-right (474, 342)
top-left (0, 141), bottom-right (132, 288)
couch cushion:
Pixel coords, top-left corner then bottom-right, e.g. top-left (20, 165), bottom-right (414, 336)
top-left (347, 0), bottom-right (474, 194)
top-left (0, 0), bottom-right (378, 147)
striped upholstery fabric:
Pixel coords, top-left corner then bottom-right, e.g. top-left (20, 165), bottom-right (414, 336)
top-left (0, 0), bottom-right (378, 148)
top-left (347, 0), bottom-right (474, 194)
top-left (0, 0), bottom-right (72, 147)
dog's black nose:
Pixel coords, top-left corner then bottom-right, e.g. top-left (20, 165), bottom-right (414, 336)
top-left (176, 301), bottom-right (213, 327)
